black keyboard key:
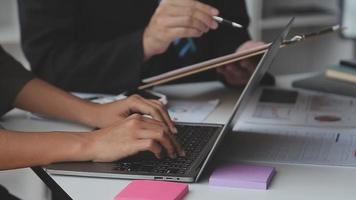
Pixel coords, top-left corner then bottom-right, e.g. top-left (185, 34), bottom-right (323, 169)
top-left (140, 165), bottom-right (154, 172)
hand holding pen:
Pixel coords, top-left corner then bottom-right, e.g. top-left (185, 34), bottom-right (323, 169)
top-left (143, 0), bottom-right (242, 60)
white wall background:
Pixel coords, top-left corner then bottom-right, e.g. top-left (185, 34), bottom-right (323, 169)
top-left (245, 0), bottom-right (354, 75)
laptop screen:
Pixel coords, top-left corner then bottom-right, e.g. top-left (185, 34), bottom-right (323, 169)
top-left (227, 19), bottom-right (293, 133)
top-left (196, 18), bottom-right (294, 181)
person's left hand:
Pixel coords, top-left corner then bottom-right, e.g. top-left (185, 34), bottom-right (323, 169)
top-left (217, 40), bottom-right (265, 87)
top-left (86, 95), bottom-right (177, 133)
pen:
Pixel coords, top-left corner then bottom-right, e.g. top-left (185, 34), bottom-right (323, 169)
top-left (84, 96), bottom-right (101, 101)
top-left (83, 96), bottom-right (106, 101)
top-left (285, 25), bottom-right (343, 44)
top-left (213, 16), bottom-right (243, 28)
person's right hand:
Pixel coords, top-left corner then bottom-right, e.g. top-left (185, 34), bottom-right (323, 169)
top-left (86, 114), bottom-right (185, 162)
top-left (86, 94), bottom-right (177, 135)
top-left (143, 0), bottom-right (219, 60)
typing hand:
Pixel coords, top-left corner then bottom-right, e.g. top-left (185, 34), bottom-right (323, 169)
top-left (217, 41), bottom-right (265, 87)
top-left (87, 95), bottom-right (177, 135)
top-left (143, 0), bottom-right (219, 60)
top-left (87, 114), bottom-right (185, 162)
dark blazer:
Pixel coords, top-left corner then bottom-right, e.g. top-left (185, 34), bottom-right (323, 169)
top-left (18, 0), bottom-right (251, 94)
top-left (0, 46), bottom-right (34, 117)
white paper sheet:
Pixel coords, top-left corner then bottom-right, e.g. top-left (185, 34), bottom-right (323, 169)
top-left (229, 87), bottom-right (356, 167)
top-left (168, 99), bottom-right (220, 123)
top-left (74, 93), bottom-right (220, 123)
top-left (227, 124), bottom-right (356, 167)
top-left (235, 87), bottom-right (356, 129)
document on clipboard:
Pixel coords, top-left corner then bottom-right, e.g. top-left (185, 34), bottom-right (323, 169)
top-left (139, 25), bottom-right (342, 90)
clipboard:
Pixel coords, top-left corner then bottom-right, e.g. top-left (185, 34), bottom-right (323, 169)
top-left (139, 25), bottom-right (341, 90)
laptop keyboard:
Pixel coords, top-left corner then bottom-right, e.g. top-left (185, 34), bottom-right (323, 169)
top-left (113, 125), bottom-right (219, 175)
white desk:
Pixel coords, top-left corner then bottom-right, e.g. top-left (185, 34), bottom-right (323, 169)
top-left (2, 74), bottom-right (356, 200)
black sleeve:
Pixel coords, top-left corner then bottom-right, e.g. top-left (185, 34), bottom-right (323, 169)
top-left (207, 0), bottom-right (251, 58)
top-left (202, 0), bottom-right (252, 86)
top-left (0, 46), bottom-right (34, 117)
top-left (18, 0), bottom-right (145, 94)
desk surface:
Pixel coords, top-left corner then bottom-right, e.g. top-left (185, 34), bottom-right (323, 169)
top-left (3, 73), bottom-right (356, 200)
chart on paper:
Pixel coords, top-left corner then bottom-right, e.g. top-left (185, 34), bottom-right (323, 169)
top-left (235, 87), bottom-right (356, 129)
top-left (229, 87), bottom-right (356, 167)
top-left (226, 125), bottom-right (356, 167)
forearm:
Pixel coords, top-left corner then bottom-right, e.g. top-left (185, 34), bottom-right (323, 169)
top-left (0, 130), bottom-right (94, 170)
top-left (14, 79), bottom-right (98, 127)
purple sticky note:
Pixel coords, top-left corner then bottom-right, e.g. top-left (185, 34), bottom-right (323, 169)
top-left (209, 164), bottom-right (276, 190)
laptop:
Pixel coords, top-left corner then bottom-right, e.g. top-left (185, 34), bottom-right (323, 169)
top-left (45, 18), bottom-right (294, 183)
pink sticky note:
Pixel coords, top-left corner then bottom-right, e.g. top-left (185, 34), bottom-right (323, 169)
top-left (209, 164), bottom-right (276, 190)
top-left (114, 180), bottom-right (189, 200)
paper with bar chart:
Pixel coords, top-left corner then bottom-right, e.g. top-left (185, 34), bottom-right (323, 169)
top-left (234, 87), bottom-right (356, 129)
top-left (230, 87), bottom-right (356, 167)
